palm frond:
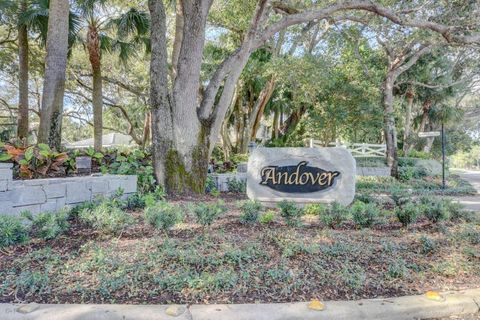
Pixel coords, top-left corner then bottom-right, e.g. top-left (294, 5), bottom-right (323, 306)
top-left (74, 0), bottom-right (108, 19)
top-left (111, 39), bottom-right (137, 64)
top-left (99, 33), bottom-right (114, 53)
top-left (109, 8), bottom-right (150, 39)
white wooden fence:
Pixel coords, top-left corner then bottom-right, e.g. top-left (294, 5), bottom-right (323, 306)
top-left (307, 139), bottom-right (386, 157)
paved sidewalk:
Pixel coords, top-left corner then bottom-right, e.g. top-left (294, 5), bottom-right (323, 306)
top-left (2, 289), bottom-right (479, 320)
top-left (452, 169), bottom-right (480, 211)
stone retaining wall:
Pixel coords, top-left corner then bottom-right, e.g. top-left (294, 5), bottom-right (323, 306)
top-left (357, 167), bottom-right (390, 176)
top-left (0, 163), bottom-right (137, 216)
top-left (209, 173), bottom-right (246, 192)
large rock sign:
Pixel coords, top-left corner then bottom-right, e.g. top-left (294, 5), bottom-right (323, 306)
top-left (247, 147), bottom-right (356, 206)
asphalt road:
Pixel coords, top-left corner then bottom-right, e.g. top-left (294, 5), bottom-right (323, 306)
top-left (452, 169), bottom-right (480, 211)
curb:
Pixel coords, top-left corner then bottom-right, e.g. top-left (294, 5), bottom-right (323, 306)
top-left (1, 289), bottom-right (479, 320)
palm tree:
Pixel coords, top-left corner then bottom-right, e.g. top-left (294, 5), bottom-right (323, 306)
top-left (36, 0), bottom-right (70, 149)
top-left (74, 0), bottom-right (149, 151)
top-left (19, 0), bottom-right (80, 147)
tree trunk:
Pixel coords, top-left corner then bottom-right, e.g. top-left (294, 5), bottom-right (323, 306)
top-left (280, 105), bottom-right (307, 138)
top-left (272, 107), bottom-right (279, 139)
top-left (382, 74), bottom-right (399, 178)
top-left (87, 25), bottom-right (103, 151)
top-left (37, 0), bottom-right (69, 149)
top-left (417, 100), bottom-right (432, 133)
top-left (17, 0), bottom-right (29, 142)
top-left (249, 77), bottom-right (276, 140)
top-left (403, 87), bottom-right (414, 154)
top-left (142, 111), bottom-right (151, 147)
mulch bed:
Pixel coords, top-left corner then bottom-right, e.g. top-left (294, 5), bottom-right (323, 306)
top-left (0, 194), bottom-right (479, 305)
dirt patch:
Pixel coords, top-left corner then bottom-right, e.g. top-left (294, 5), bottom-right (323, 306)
top-left (0, 196), bottom-right (478, 305)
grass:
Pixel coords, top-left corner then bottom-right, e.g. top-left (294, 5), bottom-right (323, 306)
top-left (0, 194), bottom-right (478, 304)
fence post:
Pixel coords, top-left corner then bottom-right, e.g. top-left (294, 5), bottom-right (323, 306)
top-left (309, 138), bottom-right (313, 148)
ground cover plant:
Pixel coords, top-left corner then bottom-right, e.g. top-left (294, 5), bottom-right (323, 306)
top-left (0, 191), bottom-right (478, 304)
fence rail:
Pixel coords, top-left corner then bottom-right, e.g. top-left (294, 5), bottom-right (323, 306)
top-left (307, 139), bottom-right (386, 157)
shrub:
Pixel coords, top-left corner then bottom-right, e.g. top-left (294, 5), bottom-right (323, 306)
top-left (205, 176), bottom-right (217, 194)
top-left (350, 201), bottom-right (379, 228)
top-left (387, 259), bottom-right (407, 279)
top-left (227, 178), bottom-right (246, 193)
top-left (0, 215), bottom-right (29, 247)
top-left (193, 201), bottom-right (227, 227)
top-left (444, 200), bottom-right (471, 222)
top-left (125, 193), bottom-right (146, 210)
top-left (22, 209), bottom-right (70, 240)
top-left (79, 200), bottom-right (133, 234)
top-left (354, 193), bottom-right (377, 204)
top-left (259, 210), bottom-right (275, 224)
top-left (390, 187), bottom-right (409, 207)
top-left (395, 202), bottom-right (419, 226)
top-left (277, 200), bottom-right (303, 227)
top-left (424, 201), bottom-right (449, 223)
top-left (303, 203), bottom-right (327, 216)
top-left (459, 226), bottom-right (480, 245)
top-left (239, 200), bottom-right (262, 224)
top-left (320, 202), bottom-right (349, 228)
top-left (419, 235), bottom-right (436, 254)
top-left (144, 201), bottom-right (184, 231)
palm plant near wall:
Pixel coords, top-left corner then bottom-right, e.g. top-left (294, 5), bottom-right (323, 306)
top-left (73, 0), bottom-right (150, 151)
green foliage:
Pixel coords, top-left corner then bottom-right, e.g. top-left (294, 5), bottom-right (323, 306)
top-left (458, 225), bottom-right (480, 245)
top-left (277, 200), bottom-right (303, 227)
top-left (390, 187), bottom-right (409, 207)
top-left (15, 269), bottom-right (50, 296)
top-left (395, 202), bottom-right (419, 226)
top-left (320, 202), bottom-right (349, 229)
top-left (22, 209), bottom-right (70, 240)
top-left (419, 235), bottom-right (436, 255)
top-left (303, 203), bottom-right (327, 216)
top-left (144, 201), bottom-right (184, 231)
top-left (0, 215), bottom-right (29, 248)
top-left (406, 150), bottom-right (431, 159)
top-left (423, 200), bottom-right (449, 223)
top-left (350, 201), bottom-right (379, 228)
top-left (79, 200), bottom-right (133, 234)
top-left (205, 176), bottom-right (217, 194)
top-left (104, 149), bottom-right (156, 194)
top-left (4, 143), bottom-right (68, 179)
top-left (238, 200), bottom-right (262, 224)
top-left (226, 178), bottom-right (246, 193)
top-left (193, 201), bottom-right (227, 227)
top-left (259, 210), bottom-right (275, 224)
top-left (125, 192), bottom-right (146, 210)
top-left (142, 186), bottom-right (166, 207)
top-left (386, 259), bottom-right (407, 279)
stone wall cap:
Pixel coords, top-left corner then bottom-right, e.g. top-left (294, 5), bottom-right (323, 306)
top-left (0, 162), bottom-right (13, 169)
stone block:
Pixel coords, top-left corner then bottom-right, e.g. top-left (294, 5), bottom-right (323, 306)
top-left (0, 168), bottom-right (12, 181)
top-left (10, 186), bottom-right (46, 206)
top-left (0, 179), bottom-right (7, 192)
top-left (66, 182), bottom-right (91, 204)
top-left (237, 163), bottom-right (248, 173)
top-left (247, 147), bottom-right (356, 206)
top-left (12, 204), bottom-right (41, 215)
top-left (40, 200), bottom-right (58, 213)
top-left (56, 197), bottom-right (66, 209)
top-left (23, 179), bottom-right (48, 186)
top-left (91, 179), bottom-right (109, 194)
top-left (43, 184), bottom-right (66, 199)
top-left (108, 176), bottom-right (137, 194)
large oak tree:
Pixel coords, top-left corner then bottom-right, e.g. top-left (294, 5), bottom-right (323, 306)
top-left (148, 0), bottom-right (479, 193)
